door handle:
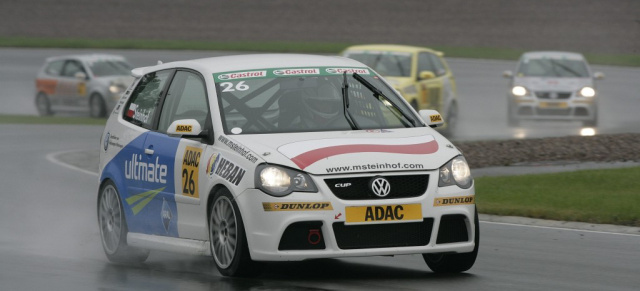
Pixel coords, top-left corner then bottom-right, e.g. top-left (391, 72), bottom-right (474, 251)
top-left (144, 148), bottom-right (155, 155)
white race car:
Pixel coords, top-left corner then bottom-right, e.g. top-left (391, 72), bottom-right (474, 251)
top-left (98, 54), bottom-right (478, 277)
top-left (503, 51), bottom-right (604, 127)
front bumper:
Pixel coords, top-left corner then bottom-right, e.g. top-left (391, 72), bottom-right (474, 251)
top-left (235, 170), bottom-right (476, 261)
top-left (509, 94), bottom-right (597, 121)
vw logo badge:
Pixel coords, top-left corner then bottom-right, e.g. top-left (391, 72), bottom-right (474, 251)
top-left (370, 177), bottom-right (391, 197)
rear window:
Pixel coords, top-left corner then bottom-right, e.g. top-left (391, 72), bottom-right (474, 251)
top-left (123, 70), bottom-right (173, 129)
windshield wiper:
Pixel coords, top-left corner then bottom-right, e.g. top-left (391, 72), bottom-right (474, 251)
top-left (549, 59), bottom-right (581, 77)
top-left (352, 73), bottom-right (416, 127)
top-left (341, 72), bottom-right (359, 130)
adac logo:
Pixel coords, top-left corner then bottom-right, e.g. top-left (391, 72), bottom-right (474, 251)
top-left (125, 187), bottom-right (166, 215)
top-left (103, 132), bottom-right (110, 151)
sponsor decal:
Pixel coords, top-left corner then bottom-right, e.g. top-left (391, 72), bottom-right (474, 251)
top-left (273, 68), bottom-right (320, 76)
top-left (161, 198), bottom-right (173, 233)
top-left (326, 162), bottom-right (424, 173)
top-left (206, 153), bottom-right (221, 177)
top-left (335, 213), bottom-right (342, 219)
top-left (218, 135), bottom-right (258, 163)
top-left (176, 125), bottom-right (193, 133)
top-left (78, 82), bottom-right (86, 95)
top-left (346, 204), bottom-right (422, 224)
top-left (262, 202), bottom-right (333, 211)
top-left (325, 68), bottom-right (370, 75)
top-left (124, 154), bottom-right (168, 184)
top-left (125, 187), bottom-right (166, 215)
top-left (434, 196), bottom-right (475, 207)
top-left (335, 183), bottom-right (351, 188)
top-left (364, 129), bottom-right (393, 133)
top-left (214, 156), bottom-right (246, 186)
top-left (429, 114), bottom-right (443, 123)
top-left (278, 134), bottom-right (438, 169)
top-left (126, 103), bottom-right (137, 118)
top-left (181, 146), bottom-right (202, 198)
top-left (104, 133), bottom-right (124, 150)
top-left (216, 70), bottom-right (267, 81)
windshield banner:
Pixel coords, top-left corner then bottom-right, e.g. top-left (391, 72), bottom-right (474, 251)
top-left (213, 67), bottom-right (372, 82)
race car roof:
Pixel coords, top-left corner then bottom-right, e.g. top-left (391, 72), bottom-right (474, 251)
top-left (342, 44), bottom-right (444, 57)
top-left (131, 54), bottom-right (367, 78)
top-left (45, 54), bottom-right (128, 62)
top-left (521, 51), bottom-right (586, 60)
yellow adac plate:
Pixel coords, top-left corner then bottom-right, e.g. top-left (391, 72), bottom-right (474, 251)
top-left (429, 114), bottom-right (443, 123)
top-left (345, 204), bottom-right (422, 224)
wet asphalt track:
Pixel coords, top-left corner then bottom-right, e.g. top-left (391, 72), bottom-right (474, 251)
top-left (1, 48), bottom-right (640, 141)
top-left (1, 124), bottom-right (640, 290)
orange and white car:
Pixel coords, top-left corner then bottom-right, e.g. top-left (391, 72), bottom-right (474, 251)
top-left (35, 54), bottom-right (134, 117)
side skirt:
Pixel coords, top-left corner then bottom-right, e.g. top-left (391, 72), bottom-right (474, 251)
top-left (127, 233), bottom-right (211, 256)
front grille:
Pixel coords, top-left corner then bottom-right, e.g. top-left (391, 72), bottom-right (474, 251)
top-left (537, 108), bottom-right (571, 116)
top-left (325, 175), bottom-right (429, 200)
top-left (436, 215), bottom-right (469, 244)
top-left (535, 91), bottom-right (572, 99)
top-left (332, 219), bottom-right (434, 249)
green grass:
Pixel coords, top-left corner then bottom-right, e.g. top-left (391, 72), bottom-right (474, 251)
top-left (0, 114), bottom-right (106, 125)
top-left (475, 167), bottom-right (640, 226)
top-left (1, 37), bottom-right (639, 67)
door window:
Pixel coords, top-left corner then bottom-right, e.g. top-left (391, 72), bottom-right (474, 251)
top-left (429, 54), bottom-right (448, 76)
top-left (45, 60), bottom-right (65, 76)
top-left (158, 70), bottom-right (209, 133)
top-left (61, 60), bottom-right (86, 77)
top-left (417, 52), bottom-right (436, 76)
top-left (123, 70), bottom-right (173, 129)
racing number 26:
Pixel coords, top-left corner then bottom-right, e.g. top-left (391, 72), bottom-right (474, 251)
top-left (182, 169), bottom-right (196, 195)
top-left (181, 146), bottom-right (202, 198)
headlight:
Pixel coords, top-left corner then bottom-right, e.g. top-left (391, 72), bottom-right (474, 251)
top-left (578, 87), bottom-right (596, 98)
top-left (511, 86), bottom-right (529, 97)
top-left (255, 164), bottom-right (317, 197)
top-left (109, 84), bottom-right (126, 94)
top-left (438, 156), bottom-right (472, 189)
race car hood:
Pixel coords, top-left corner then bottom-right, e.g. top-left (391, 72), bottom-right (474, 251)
top-left (513, 77), bottom-right (593, 92)
top-left (226, 128), bottom-right (460, 175)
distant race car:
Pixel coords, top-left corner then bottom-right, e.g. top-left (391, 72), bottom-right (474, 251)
top-left (98, 54), bottom-right (478, 277)
top-left (503, 51), bottom-right (604, 127)
top-left (342, 44), bottom-right (459, 135)
top-left (35, 54), bottom-right (134, 117)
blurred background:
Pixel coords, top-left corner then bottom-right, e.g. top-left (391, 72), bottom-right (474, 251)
top-left (0, 1), bottom-right (639, 290)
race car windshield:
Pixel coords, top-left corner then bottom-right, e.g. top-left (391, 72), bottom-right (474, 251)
top-left (214, 67), bottom-right (418, 135)
top-left (517, 58), bottom-right (589, 78)
top-left (89, 60), bottom-right (132, 77)
top-left (344, 52), bottom-right (412, 77)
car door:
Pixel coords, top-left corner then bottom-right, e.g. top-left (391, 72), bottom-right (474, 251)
top-left (148, 69), bottom-right (211, 239)
top-left (416, 52), bottom-right (444, 111)
top-left (117, 69), bottom-right (176, 236)
top-left (58, 59), bottom-right (89, 107)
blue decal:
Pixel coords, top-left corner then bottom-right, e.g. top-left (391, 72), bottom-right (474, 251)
top-left (101, 132), bottom-right (181, 237)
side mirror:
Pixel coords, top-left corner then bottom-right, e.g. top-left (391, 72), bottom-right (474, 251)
top-left (167, 119), bottom-right (203, 137)
top-left (419, 109), bottom-right (445, 128)
top-left (419, 71), bottom-right (436, 80)
top-left (502, 70), bottom-right (513, 78)
top-left (75, 71), bottom-right (88, 80)
top-left (593, 72), bottom-right (605, 80)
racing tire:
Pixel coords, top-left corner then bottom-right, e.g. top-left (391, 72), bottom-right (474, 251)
top-left (423, 208), bottom-right (479, 273)
top-left (209, 188), bottom-right (262, 277)
top-left (583, 110), bottom-right (598, 127)
top-left (35, 92), bottom-right (53, 116)
top-left (441, 103), bottom-right (458, 137)
top-left (90, 93), bottom-right (107, 118)
top-left (507, 100), bottom-right (520, 127)
top-left (98, 180), bottom-right (149, 263)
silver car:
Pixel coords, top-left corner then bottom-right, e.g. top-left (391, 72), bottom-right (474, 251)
top-left (35, 54), bottom-right (134, 117)
top-left (503, 51), bottom-right (604, 127)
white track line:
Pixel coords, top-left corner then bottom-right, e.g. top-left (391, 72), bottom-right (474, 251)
top-left (481, 221), bottom-right (640, 237)
top-left (46, 150), bottom-right (98, 177)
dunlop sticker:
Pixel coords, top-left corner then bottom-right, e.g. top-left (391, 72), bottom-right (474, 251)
top-left (433, 195), bottom-right (475, 207)
top-left (262, 202), bottom-right (333, 212)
